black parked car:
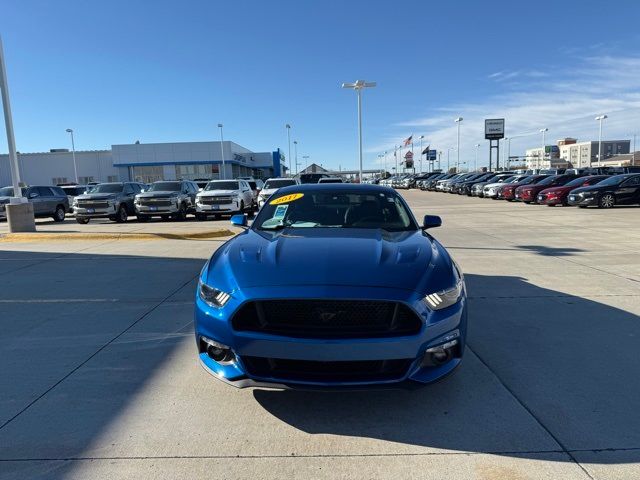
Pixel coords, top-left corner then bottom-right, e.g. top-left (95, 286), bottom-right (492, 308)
top-left (0, 185), bottom-right (69, 222)
top-left (73, 182), bottom-right (146, 224)
top-left (567, 174), bottom-right (640, 208)
top-left (456, 172), bottom-right (497, 196)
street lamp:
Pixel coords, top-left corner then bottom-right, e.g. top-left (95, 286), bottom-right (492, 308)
top-left (302, 155), bottom-right (310, 171)
top-left (377, 154), bottom-right (384, 177)
top-left (474, 143), bottom-right (480, 171)
top-left (539, 128), bottom-right (548, 170)
top-left (595, 114), bottom-right (608, 167)
top-left (383, 150), bottom-right (387, 176)
top-left (293, 140), bottom-right (298, 175)
top-left (342, 79), bottom-right (376, 183)
top-left (217, 123), bottom-right (225, 180)
top-left (419, 135), bottom-right (425, 173)
top-left (455, 117), bottom-right (463, 173)
top-left (65, 128), bottom-right (78, 184)
top-left (285, 124), bottom-right (291, 177)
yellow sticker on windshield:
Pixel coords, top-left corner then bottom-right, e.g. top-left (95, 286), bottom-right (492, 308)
top-left (270, 193), bottom-right (304, 205)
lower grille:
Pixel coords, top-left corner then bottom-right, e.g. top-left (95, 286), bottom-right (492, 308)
top-left (140, 199), bottom-right (172, 207)
top-left (241, 357), bottom-right (413, 382)
top-left (232, 299), bottom-right (422, 338)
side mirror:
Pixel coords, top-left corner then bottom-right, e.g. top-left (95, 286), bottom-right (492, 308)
top-left (422, 215), bottom-right (442, 230)
top-left (28, 192), bottom-right (39, 199)
top-left (230, 214), bottom-right (248, 228)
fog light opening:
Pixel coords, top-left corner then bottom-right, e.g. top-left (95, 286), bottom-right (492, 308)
top-left (430, 348), bottom-right (452, 365)
top-left (423, 339), bottom-right (459, 367)
top-left (201, 337), bottom-right (236, 365)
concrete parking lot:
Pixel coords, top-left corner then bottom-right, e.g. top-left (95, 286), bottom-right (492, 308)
top-left (1, 192), bottom-right (639, 480)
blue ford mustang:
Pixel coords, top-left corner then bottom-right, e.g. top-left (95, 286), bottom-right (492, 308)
top-left (194, 184), bottom-right (467, 388)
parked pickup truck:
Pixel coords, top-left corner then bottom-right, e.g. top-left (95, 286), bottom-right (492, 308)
top-left (73, 182), bottom-right (146, 224)
top-left (0, 185), bottom-right (69, 222)
top-left (134, 180), bottom-right (199, 222)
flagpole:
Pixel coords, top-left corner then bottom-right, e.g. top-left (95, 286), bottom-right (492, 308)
top-left (395, 145), bottom-right (398, 174)
top-left (411, 135), bottom-right (415, 174)
top-left (419, 136), bottom-right (423, 174)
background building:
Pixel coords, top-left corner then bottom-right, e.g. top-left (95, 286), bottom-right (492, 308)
top-left (559, 140), bottom-right (630, 167)
top-left (0, 141), bottom-right (284, 186)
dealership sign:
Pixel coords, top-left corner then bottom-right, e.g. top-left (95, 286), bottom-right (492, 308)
top-left (485, 118), bottom-right (505, 140)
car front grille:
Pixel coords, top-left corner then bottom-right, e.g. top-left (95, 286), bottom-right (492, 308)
top-left (241, 356), bottom-right (413, 383)
top-left (139, 198), bottom-right (173, 207)
top-left (77, 201), bottom-right (110, 209)
top-left (231, 299), bottom-right (422, 339)
top-left (200, 196), bottom-right (233, 205)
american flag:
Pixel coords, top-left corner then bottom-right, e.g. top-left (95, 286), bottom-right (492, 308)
top-left (403, 135), bottom-right (413, 147)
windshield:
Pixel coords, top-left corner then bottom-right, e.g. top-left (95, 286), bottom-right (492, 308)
top-left (148, 182), bottom-right (181, 192)
top-left (596, 175), bottom-right (627, 187)
top-left (255, 190), bottom-right (416, 232)
top-left (565, 176), bottom-right (593, 187)
top-left (264, 179), bottom-right (296, 189)
top-left (536, 176), bottom-right (563, 186)
top-left (0, 187), bottom-right (18, 196)
top-left (205, 181), bottom-right (238, 191)
top-left (87, 183), bottom-right (123, 193)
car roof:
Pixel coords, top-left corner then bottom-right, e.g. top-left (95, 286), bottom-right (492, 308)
top-left (275, 183), bottom-right (397, 195)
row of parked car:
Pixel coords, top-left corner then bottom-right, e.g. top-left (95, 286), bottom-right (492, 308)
top-left (0, 177), bottom-right (302, 223)
top-left (411, 167), bottom-right (640, 208)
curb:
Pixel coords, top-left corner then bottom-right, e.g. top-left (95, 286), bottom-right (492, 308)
top-left (0, 229), bottom-right (235, 242)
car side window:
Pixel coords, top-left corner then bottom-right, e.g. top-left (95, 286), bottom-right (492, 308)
top-left (37, 187), bottom-right (54, 196)
top-left (123, 184), bottom-right (134, 194)
top-left (622, 176), bottom-right (640, 187)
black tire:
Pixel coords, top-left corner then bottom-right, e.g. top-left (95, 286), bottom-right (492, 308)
top-left (213, 214), bottom-right (221, 220)
top-left (195, 213), bottom-right (207, 221)
top-left (598, 193), bottom-right (615, 209)
top-left (137, 215), bottom-right (150, 222)
top-left (578, 205), bottom-right (588, 209)
top-left (115, 205), bottom-right (128, 223)
top-left (174, 203), bottom-right (187, 221)
top-left (240, 201), bottom-right (245, 213)
top-left (76, 217), bottom-right (90, 224)
top-left (52, 205), bottom-right (65, 222)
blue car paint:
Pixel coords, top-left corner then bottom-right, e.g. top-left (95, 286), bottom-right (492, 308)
top-left (194, 184), bottom-right (467, 388)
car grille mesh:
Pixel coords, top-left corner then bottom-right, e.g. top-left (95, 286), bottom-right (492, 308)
top-left (200, 196), bottom-right (233, 205)
top-left (232, 300), bottom-right (422, 338)
top-left (241, 357), bottom-right (413, 382)
top-left (77, 201), bottom-right (109, 209)
top-left (139, 199), bottom-right (173, 207)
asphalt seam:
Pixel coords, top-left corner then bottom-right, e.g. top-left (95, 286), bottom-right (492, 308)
top-left (0, 272), bottom-right (200, 432)
top-left (0, 446), bottom-right (636, 461)
top-left (467, 346), bottom-right (596, 480)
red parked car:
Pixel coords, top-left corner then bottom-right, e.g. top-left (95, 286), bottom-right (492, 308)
top-left (498, 175), bottom-right (550, 201)
top-left (537, 175), bottom-right (609, 206)
top-left (514, 174), bottom-right (581, 204)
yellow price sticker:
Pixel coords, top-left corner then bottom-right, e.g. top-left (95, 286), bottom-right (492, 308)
top-left (270, 193), bottom-right (304, 205)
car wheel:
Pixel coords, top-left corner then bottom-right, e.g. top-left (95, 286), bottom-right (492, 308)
top-left (578, 205), bottom-right (588, 209)
top-left (137, 215), bottom-right (150, 222)
top-left (76, 217), bottom-right (90, 224)
top-left (195, 213), bottom-right (207, 221)
top-left (240, 200), bottom-right (245, 213)
top-left (174, 203), bottom-right (187, 221)
top-left (115, 205), bottom-right (128, 223)
top-left (598, 194), bottom-right (615, 209)
top-left (52, 205), bottom-right (65, 222)
top-left (213, 214), bottom-right (221, 220)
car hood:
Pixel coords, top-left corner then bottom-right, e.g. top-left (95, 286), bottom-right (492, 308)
top-left (136, 191), bottom-right (179, 198)
top-left (259, 188), bottom-right (279, 196)
top-left (75, 193), bottom-right (118, 201)
top-left (539, 186), bottom-right (571, 195)
top-left (484, 182), bottom-right (505, 189)
top-left (570, 185), bottom-right (606, 194)
top-left (206, 228), bottom-right (454, 294)
top-left (198, 190), bottom-right (239, 197)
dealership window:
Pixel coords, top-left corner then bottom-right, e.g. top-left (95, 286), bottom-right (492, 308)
top-left (175, 163), bottom-right (219, 180)
top-left (107, 175), bottom-right (119, 182)
top-left (132, 166), bottom-right (164, 184)
top-left (52, 177), bottom-right (68, 185)
top-left (79, 176), bottom-right (95, 184)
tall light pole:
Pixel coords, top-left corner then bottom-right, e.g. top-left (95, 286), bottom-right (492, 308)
top-left (475, 143), bottom-right (480, 171)
top-left (539, 128), bottom-right (548, 170)
top-left (437, 151), bottom-right (442, 171)
top-left (455, 117), bottom-right (463, 173)
top-left (342, 79), bottom-right (376, 183)
top-left (302, 155), bottom-right (310, 171)
top-left (285, 124), bottom-right (292, 177)
top-left (0, 36), bottom-right (22, 199)
top-left (65, 128), bottom-right (78, 184)
top-left (394, 145), bottom-right (399, 174)
top-left (217, 123), bottom-right (226, 180)
top-left (595, 114), bottom-right (608, 167)
top-left (447, 147), bottom-right (452, 172)
top-left (419, 135), bottom-right (425, 173)
top-left (293, 140), bottom-right (298, 175)
top-left (377, 154), bottom-right (384, 177)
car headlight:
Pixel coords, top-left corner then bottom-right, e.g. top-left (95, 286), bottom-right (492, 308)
top-left (424, 263), bottom-right (464, 310)
top-left (198, 279), bottom-right (230, 308)
top-left (72, 199), bottom-right (78, 206)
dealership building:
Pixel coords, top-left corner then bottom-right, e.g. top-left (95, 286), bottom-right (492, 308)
top-left (0, 141), bottom-right (285, 186)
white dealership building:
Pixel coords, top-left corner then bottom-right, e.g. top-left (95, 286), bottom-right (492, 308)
top-left (0, 141), bottom-right (286, 186)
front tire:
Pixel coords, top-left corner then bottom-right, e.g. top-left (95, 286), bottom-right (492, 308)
top-left (195, 213), bottom-right (207, 221)
top-left (115, 205), bottom-right (128, 223)
top-left (53, 206), bottom-right (66, 222)
top-left (598, 194), bottom-right (615, 209)
top-left (76, 217), bottom-right (90, 224)
top-left (137, 215), bottom-right (150, 222)
top-left (174, 203), bottom-right (187, 221)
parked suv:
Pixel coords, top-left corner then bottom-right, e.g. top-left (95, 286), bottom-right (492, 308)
top-left (135, 180), bottom-right (199, 221)
top-left (0, 185), bottom-right (69, 222)
top-left (73, 182), bottom-right (145, 224)
top-left (194, 179), bottom-right (254, 220)
top-left (258, 177), bottom-right (300, 208)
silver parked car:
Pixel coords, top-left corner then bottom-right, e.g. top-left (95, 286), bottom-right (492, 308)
top-left (194, 179), bottom-right (254, 220)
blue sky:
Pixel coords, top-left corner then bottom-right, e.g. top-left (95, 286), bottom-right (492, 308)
top-left (2, 0), bottom-right (640, 171)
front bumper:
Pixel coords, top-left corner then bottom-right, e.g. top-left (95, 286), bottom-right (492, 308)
top-left (135, 203), bottom-right (179, 215)
top-left (74, 204), bottom-right (118, 218)
top-left (567, 194), bottom-right (597, 206)
top-left (196, 200), bottom-right (240, 214)
top-left (194, 285), bottom-right (467, 389)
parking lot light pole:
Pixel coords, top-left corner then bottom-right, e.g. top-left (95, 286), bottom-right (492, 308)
top-left (419, 135), bottom-right (425, 173)
top-left (285, 124), bottom-right (292, 177)
top-left (302, 155), bottom-right (310, 171)
top-left (539, 128), bottom-right (548, 170)
top-left (217, 123), bottom-right (226, 180)
top-left (342, 80), bottom-right (376, 183)
top-left (455, 117), bottom-right (463, 173)
top-left (595, 115), bottom-right (608, 167)
top-left (475, 143), bottom-right (480, 171)
top-left (64, 129), bottom-right (79, 184)
top-left (383, 150), bottom-right (387, 176)
top-left (293, 140), bottom-right (298, 175)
